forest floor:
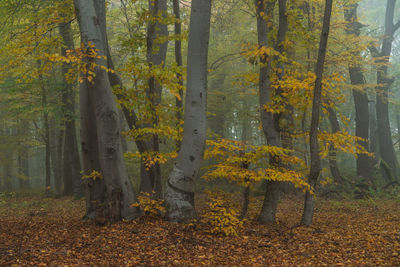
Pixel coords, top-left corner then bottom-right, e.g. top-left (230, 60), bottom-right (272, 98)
top-left (1, 193), bottom-right (400, 266)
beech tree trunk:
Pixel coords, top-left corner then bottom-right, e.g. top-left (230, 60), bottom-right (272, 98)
top-left (104, 39), bottom-right (159, 200)
top-left (372, 0), bottom-right (400, 180)
top-left (344, 3), bottom-right (372, 180)
top-left (173, 0), bottom-right (184, 150)
top-left (165, 0), bottom-right (212, 222)
top-left (369, 99), bottom-right (379, 165)
top-left (301, 0), bottom-right (333, 226)
top-left (74, 0), bottom-right (140, 222)
top-left (137, 0), bottom-right (169, 197)
top-left (255, 0), bottom-right (289, 224)
top-left (397, 113), bottom-right (400, 153)
top-left (59, 20), bottom-right (82, 197)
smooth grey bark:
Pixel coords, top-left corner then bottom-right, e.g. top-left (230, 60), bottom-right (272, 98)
top-left (59, 20), bottom-right (82, 197)
top-left (80, 80), bottom-right (107, 223)
top-left (370, 0), bottom-right (400, 180)
top-left (173, 0), bottom-right (184, 150)
top-left (369, 97), bottom-right (379, 165)
top-left (74, 0), bottom-right (140, 222)
top-left (344, 3), bottom-right (372, 180)
top-left (165, 0), bottom-right (212, 222)
top-left (301, 0), bottom-right (333, 226)
top-left (397, 113), bottom-right (400, 154)
top-left (104, 39), bottom-right (158, 200)
top-left (118, 109), bottom-right (128, 153)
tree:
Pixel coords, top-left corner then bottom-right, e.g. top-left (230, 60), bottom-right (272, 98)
top-left (254, 0), bottom-right (289, 224)
top-left (301, 0), bottom-right (333, 226)
top-left (108, 0), bottom-right (179, 199)
top-left (344, 2), bottom-right (373, 181)
top-left (58, 5), bottom-right (82, 197)
top-left (139, 0), bottom-right (169, 197)
top-left (74, 0), bottom-right (140, 222)
top-left (370, 0), bottom-right (400, 181)
top-left (173, 0), bottom-right (184, 150)
top-left (165, 0), bottom-right (212, 222)
top-left (326, 106), bottom-right (344, 184)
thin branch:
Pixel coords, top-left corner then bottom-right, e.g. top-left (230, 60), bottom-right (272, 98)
top-left (209, 52), bottom-right (244, 70)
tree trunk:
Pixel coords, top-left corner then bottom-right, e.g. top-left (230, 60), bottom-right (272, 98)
top-left (104, 42), bottom-right (161, 199)
top-left (173, 0), bottom-right (184, 150)
top-left (344, 3), bottom-right (373, 180)
top-left (240, 176), bottom-right (250, 220)
top-left (165, 0), bottom-right (212, 222)
top-left (208, 73), bottom-right (228, 138)
top-left (59, 20), bottom-right (82, 197)
top-left (38, 60), bottom-right (51, 197)
top-left (80, 80), bottom-right (106, 222)
top-left (239, 112), bottom-right (251, 219)
top-left (103, 1), bottom-right (165, 198)
top-left (18, 153), bottom-right (30, 189)
top-left (74, 0), bottom-right (140, 222)
top-left (369, 97), bottom-right (379, 165)
top-left (44, 105), bottom-right (51, 197)
top-left (327, 107), bottom-right (343, 184)
top-left (301, 0), bottom-right (333, 226)
top-left (17, 122), bottom-right (30, 189)
top-left (141, 0), bottom-right (169, 197)
top-left (373, 0), bottom-right (399, 180)
top-left (4, 158), bottom-right (12, 191)
top-left (255, 0), bottom-right (289, 224)
top-left (50, 120), bottom-right (62, 196)
top-left (397, 113), bottom-right (400, 153)
top-left (56, 121), bottom-right (63, 196)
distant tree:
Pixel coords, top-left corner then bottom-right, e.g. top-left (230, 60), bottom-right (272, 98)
top-left (344, 2), bottom-right (373, 181)
top-left (369, 0), bottom-right (400, 181)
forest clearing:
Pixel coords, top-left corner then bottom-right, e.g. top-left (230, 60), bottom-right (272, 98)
top-left (1, 194), bottom-right (400, 266)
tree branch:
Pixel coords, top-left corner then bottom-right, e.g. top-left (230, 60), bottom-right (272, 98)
top-left (368, 45), bottom-right (380, 58)
top-left (209, 52), bottom-right (243, 70)
top-left (394, 19), bottom-right (400, 32)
